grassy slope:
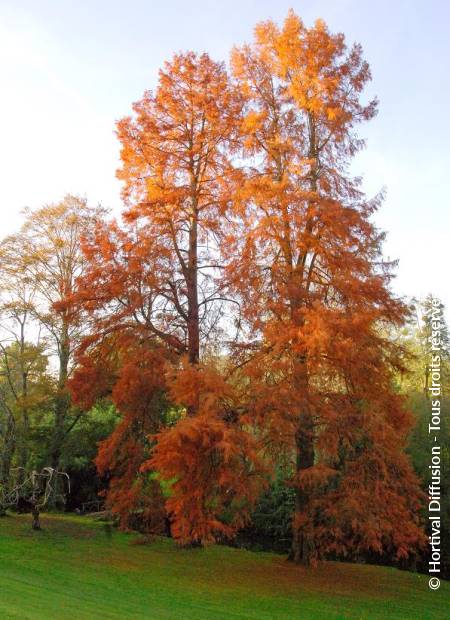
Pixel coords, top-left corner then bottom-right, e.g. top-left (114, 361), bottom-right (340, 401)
top-left (0, 514), bottom-right (448, 620)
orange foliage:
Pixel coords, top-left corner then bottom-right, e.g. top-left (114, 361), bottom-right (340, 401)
top-left (225, 11), bottom-right (425, 563)
top-left (116, 51), bottom-right (241, 367)
top-left (70, 12), bottom-right (426, 560)
top-left (96, 419), bottom-right (165, 533)
top-left (147, 414), bottom-right (266, 545)
top-left (144, 361), bottom-right (267, 544)
top-left (73, 336), bottom-right (170, 531)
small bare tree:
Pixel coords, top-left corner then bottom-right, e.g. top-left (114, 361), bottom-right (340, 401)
top-left (0, 466), bottom-right (70, 529)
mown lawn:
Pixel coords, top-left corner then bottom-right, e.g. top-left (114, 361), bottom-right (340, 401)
top-left (0, 513), bottom-right (447, 620)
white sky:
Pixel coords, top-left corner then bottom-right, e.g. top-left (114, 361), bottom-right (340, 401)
top-left (0, 0), bottom-right (449, 315)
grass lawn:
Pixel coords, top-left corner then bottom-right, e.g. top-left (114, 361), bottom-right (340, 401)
top-left (0, 513), bottom-right (448, 620)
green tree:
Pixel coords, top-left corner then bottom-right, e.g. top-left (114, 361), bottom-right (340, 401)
top-left (0, 196), bottom-right (107, 473)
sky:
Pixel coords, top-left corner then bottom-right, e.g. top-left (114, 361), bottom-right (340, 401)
top-left (0, 0), bottom-right (449, 314)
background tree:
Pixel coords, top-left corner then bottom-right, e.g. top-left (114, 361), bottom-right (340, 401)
top-left (415, 295), bottom-right (449, 397)
top-left (0, 195), bottom-right (106, 474)
top-left (394, 297), bottom-right (450, 577)
top-left (0, 258), bottom-right (53, 498)
top-left (0, 342), bottom-right (51, 483)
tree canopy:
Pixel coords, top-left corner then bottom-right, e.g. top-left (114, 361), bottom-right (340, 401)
top-left (0, 10), bottom-right (435, 570)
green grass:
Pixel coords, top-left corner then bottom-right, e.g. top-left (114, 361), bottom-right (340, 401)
top-left (0, 513), bottom-right (448, 620)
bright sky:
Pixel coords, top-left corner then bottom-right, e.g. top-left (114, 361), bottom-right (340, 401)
top-left (0, 0), bottom-right (449, 314)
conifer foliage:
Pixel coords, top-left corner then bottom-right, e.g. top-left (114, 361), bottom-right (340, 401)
top-left (71, 11), bottom-right (425, 563)
top-left (226, 11), bottom-right (425, 564)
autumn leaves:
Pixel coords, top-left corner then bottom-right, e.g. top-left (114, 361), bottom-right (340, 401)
top-left (71, 11), bottom-right (425, 564)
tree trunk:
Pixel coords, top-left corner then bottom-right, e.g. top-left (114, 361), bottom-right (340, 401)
top-left (0, 409), bottom-right (16, 490)
top-left (18, 319), bottom-right (30, 482)
top-left (31, 502), bottom-right (41, 530)
top-left (50, 391), bottom-right (70, 471)
top-left (289, 417), bottom-right (315, 564)
top-left (187, 209), bottom-right (200, 367)
top-left (17, 403), bottom-right (30, 485)
top-left (289, 350), bottom-right (315, 565)
top-left (186, 197), bottom-right (200, 416)
top-left (287, 111), bottom-right (319, 565)
top-left (49, 321), bottom-right (70, 507)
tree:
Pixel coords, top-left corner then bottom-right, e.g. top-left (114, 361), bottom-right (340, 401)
top-left (116, 51), bottom-right (241, 380)
top-left (0, 466), bottom-right (70, 529)
top-left (0, 259), bottom-right (53, 495)
top-left (395, 297), bottom-right (450, 576)
top-left (0, 196), bottom-right (107, 473)
top-left (0, 342), bottom-right (51, 481)
top-left (226, 11), bottom-right (425, 564)
top-left (72, 13), bottom-right (426, 560)
top-left (72, 53), bottom-right (266, 542)
top-left (415, 296), bottom-right (450, 397)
